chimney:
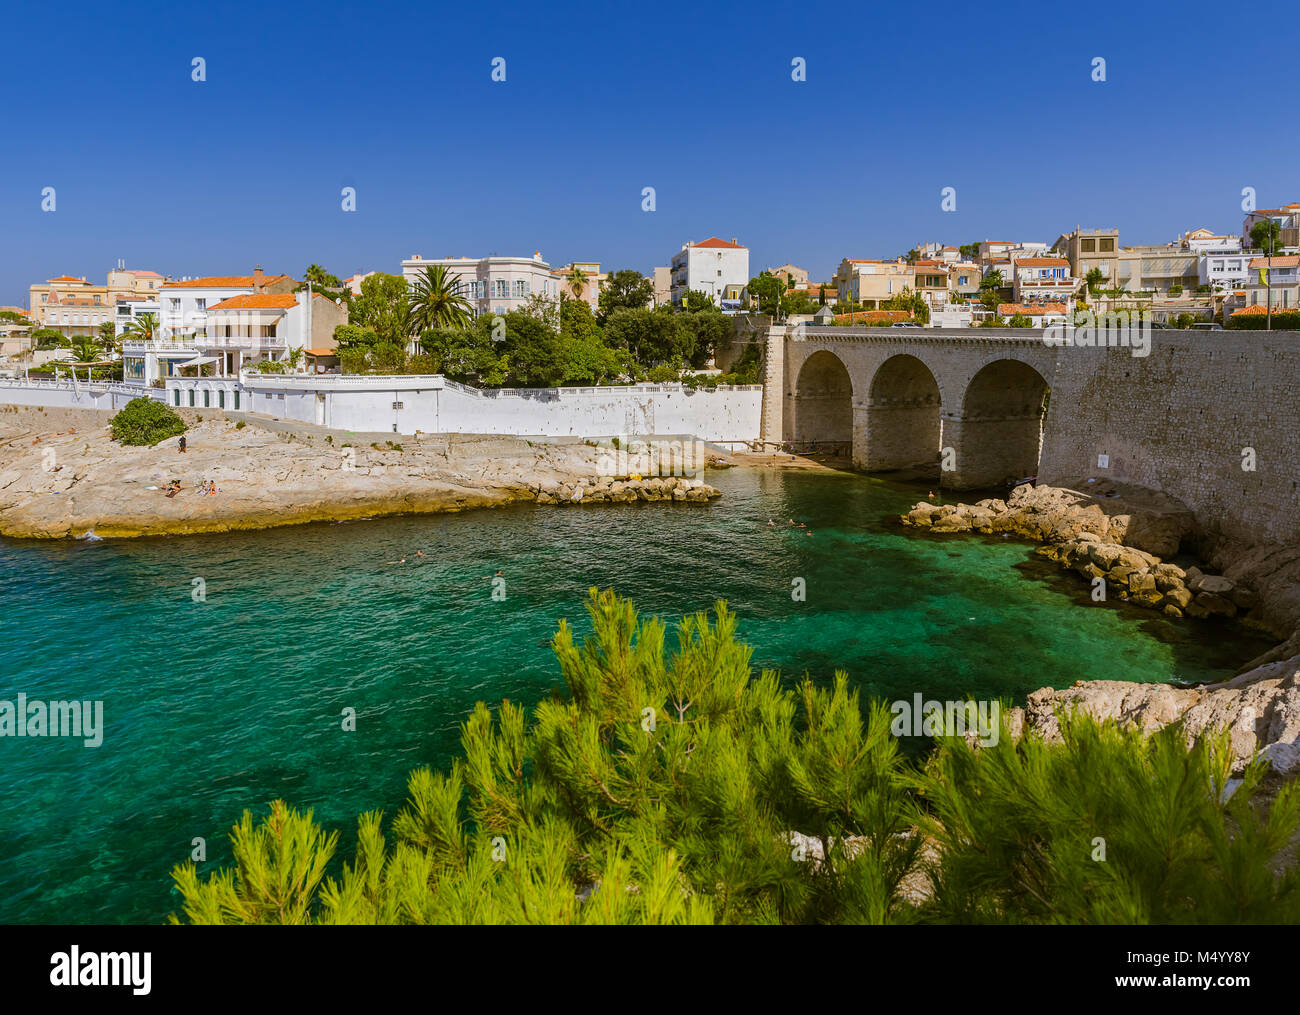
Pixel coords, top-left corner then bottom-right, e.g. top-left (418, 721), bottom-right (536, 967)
top-left (253, 265), bottom-right (265, 293)
top-left (731, 237), bottom-right (738, 245)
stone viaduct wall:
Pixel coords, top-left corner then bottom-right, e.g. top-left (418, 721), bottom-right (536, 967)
top-left (1037, 331), bottom-right (1300, 546)
top-left (766, 326), bottom-right (1057, 488)
top-left (762, 324), bottom-right (1300, 545)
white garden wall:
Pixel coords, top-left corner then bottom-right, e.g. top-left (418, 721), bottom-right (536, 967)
top-left (169, 375), bottom-right (763, 442)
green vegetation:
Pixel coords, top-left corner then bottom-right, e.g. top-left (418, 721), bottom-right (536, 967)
top-left (121, 313), bottom-right (159, 343)
top-left (1227, 310), bottom-right (1300, 330)
top-left (1084, 268), bottom-right (1106, 294)
top-left (333, 268), bottom-right (739, 387)
top-left (31, 328), bottom-right (65, 351)
top-left (1250, 219), bottom-right (1282, 254)
top-left (110, 397), bottom-right (187, 447)
top-left (170, 590), bottom-right (1300, 925)
top-left (408, 264), bottom-right (473, 334)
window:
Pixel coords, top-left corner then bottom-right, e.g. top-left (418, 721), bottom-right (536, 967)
top-left (188, 390), bottom-right (195, 407)
top-left (493, 279), bottom-right (508, 298)
top-left (1100, 238), bottom-right (1115, 252)
top-left (1081, 239), bottom-right (1096, 252)
top-left (203, 390), bottom-right (210, 407)
top-left (174, 390), bottom-right (180, 406)
top-left (170, 299), bottom-right (180, 311)
top-left (513, 279), bottom-right (528, 298)
top-left (234, 392), bottom-right (240, 409)
top-left (196, 299), bottom-right (206, 310)
top-left (218, 390), bottom-right (225, 409)
top-left (93, 295), bottom-right (101, 305)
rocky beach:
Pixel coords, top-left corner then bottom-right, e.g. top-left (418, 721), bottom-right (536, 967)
top-left (902, 479), bottom-right (1300, 775)
top-left (0, 406), bottom-right (720, 540)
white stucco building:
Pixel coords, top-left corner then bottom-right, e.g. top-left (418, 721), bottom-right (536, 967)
top-left (122, 269), bottom-right (344, 386)
top-left (399, 253), bottom-right (561, 318)
top-left (670, 237), bottom-right (749, 307)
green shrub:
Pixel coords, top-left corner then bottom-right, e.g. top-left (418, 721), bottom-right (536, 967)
top-left (1226, 310), bottom-right (1300, 330)
top-left (109, 397), bottom-right (187, 446)
top-left (169, 591), bottom-right (1300, 925)
top-left (916, 710), bottom-right (1300, 923)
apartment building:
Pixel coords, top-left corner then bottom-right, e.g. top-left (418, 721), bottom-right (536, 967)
top-left (1180, 229), bottom-right (1242, 253)
top-left (670, 238), bottom-right (749, 307)
top-left (911, 260), bottom-right (951, 308)
top-left (768, 264), bottom-right (809, 285)
top-left (1242, 203), bottom-right (1300, 251)
top-left (1198, 249), bottom-right (1256, 291)
top-left (28, 266), bottom-right (170, 339)
top-left (1242, 255), bottom-right (1300, 311)
top-left (1010, 256), bottom-right (1076, 303)
top-left (1115, 246), bottom-right (1200, 294)
top-left (652, 266), bottom-right (672, 308)
top-left (1053, 227), bottom-right (1120, 286)
top-left (832, 258), bottom-right (915, 308)
top-left (555, 261), bottom-right (606, 312)
top-left (949, 262), bottom-right (981, 301)
top-left (400, 252), bottom-right (561, 318)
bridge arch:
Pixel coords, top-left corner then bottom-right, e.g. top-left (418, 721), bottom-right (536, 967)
top-left (945, 358), bottom-right (1050, 489)
top-left (789, 349), bottom-right (852, 455)
top-left (863, 354), bottom-right (942, 473)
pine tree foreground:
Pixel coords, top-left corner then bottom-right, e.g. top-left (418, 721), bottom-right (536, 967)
top-left (170, 590), bottom-right (1300, 924)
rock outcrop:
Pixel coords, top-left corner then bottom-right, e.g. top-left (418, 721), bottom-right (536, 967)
top-left (0, 408), bottom-right (721, 539)
top-left (1007, 652), bottom-right (1300, 776)
top-left (902, 483), bottom-right (1269, 631)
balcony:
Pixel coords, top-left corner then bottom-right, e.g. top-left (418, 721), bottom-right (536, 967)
top-left (122, 339), bottom-right (199, 353)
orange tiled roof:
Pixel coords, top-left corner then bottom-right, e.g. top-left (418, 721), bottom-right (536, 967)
top-left (208, 294), bottom-right (298, 310)
top-left (1015, 257), bottom-right (1070, 266)
top-left (47, 276), bottom-right (89, 283)
top-left (1230, 304), bottom-right (1278, 316)
top-left (998, 302), bottom-right (1069, 316)
top-left (1248, 255), bottom-right (1300, 268)
top-left (692, 237), bottom-right (746, 249)
top-left (163, 274), bottom-right (294, 289)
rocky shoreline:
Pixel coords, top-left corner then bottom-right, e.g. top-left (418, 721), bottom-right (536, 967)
top-left (0, 407), bottom-right (720, 540)
top-left (901, 480), bottom-right (1300, 776)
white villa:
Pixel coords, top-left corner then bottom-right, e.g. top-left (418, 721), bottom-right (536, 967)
top-left (399, 252), bottom-right (562, 320)
top-left (122, 268), bottom-right (344, 386)
top-left (670, 238), bottom-right (749, 308)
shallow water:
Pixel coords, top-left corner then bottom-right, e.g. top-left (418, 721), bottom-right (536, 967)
top-left (0, 467), bottom-right (1272, 923)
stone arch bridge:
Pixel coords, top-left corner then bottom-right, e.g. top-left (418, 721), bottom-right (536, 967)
top-left (759, 325), bottom-right (1059, 490)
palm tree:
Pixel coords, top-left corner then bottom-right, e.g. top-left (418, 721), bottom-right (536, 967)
top-left (566, 266), bottom-right (588, 300)
top-left (304, 264), bottom-right (340, 289)
top-left (122, 312), bottom-right (159, 343)
top-left (98, 320), bottom-right (119, 357)
top-left (69, 338), bottom-right (102, 363)
top-left (407, 265), bottom-right (473, 336)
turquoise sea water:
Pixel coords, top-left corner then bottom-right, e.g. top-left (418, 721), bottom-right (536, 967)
top-left (0, 467), bottom-right (1272, 924)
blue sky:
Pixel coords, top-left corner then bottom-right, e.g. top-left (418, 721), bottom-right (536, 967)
top-left (2, 0), bottom-right (1296, 306)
